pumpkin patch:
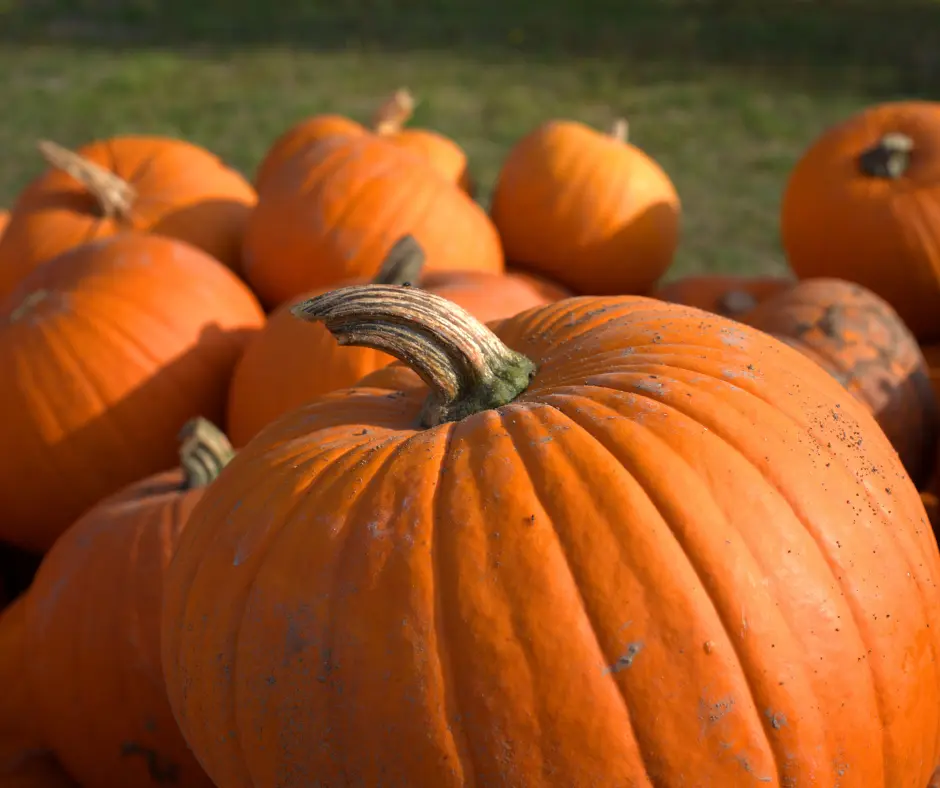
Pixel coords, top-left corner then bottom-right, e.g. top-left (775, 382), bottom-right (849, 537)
top-left (0, 97), bottom-right (938, 787)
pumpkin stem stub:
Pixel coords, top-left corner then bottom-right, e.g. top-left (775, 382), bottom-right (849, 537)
top-left (610, 118), bottom-right (630, 143)
top-left (177, 418), bottom-right (235, 489)
top-left (372, 88), bottom-right (416, 136)
top-left (37, 140), bottom-right (137, 220)
top-left (858, 133), bottom-right (914, 179)
top-left (372, 235), bottom-right (426, 287)
top-left (292, 284), bottom-right (537, 428)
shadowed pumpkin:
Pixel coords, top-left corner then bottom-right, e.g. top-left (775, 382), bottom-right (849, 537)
top-left (0, 232), bottom-right (264, 552)
top-left (652, 274), bottom-right (792, 320)
top-left (0, 137), bottom-right (257, 299)
top-left (164, 285), bottom-right (940, 787)
top-left (744, 278), bottom-right (939, 487)
top-left (17, 419), bottom-right (228, 788)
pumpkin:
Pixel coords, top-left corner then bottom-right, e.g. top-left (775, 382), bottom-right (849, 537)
top-left (745, 278), bottom-right (938, 487)
top-left (490, 118), bottom-right (680, 295)
top-left (923, 343), bottom-right (940, 408)
top-left (652, 274), bottom-right (792, 320)
top-left (0, 749), bottom-right (77, 788)
top-left (228, 235), bottom-right (567, 446)
top-left (0, 599), bottom-right (47, 784)
top-left (0, 136), bottom-right (256, 299)
top-left (781, 100), bottom-right (940, 342)
top-left (0, 211), bottom-right (8, 240)
top-left (0, 232), bottom-right (264, 552)
top-left (255, 88), bottom-right (473, 197)
top-left (163, 284), bottom-right (940, 787)
top-left (0, 599), bottom-right (80, 788)
top-left (18, 419), bottom-right (227, 788)
top-left (242, 134), bottom-right (503, 309)
top-left (923, 491), bottom-right (940, 534)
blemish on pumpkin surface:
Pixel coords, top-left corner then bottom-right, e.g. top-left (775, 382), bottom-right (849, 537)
top-left (120, 742), bottom-right (180, 784)
top-left (7, 289), bottom-right (50, 322)
top-left (717, 327), bottom-right (750, 349)
top-left (765, 709), bottom-right (787, 729)
top-left (604, 641), bottom-right (643, 674)
top-left (633, 377), bottom-right (666, 395)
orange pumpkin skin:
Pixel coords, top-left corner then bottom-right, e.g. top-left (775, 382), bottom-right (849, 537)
top-left (923, 343), bottom-right (940, 408)
top-left (164, 292), bottom-right (940, 787)
top-left (745, 278), bottom-right (939, 487)
top-left (0, 136), bottom-right (256, 299)
top-left (254, 115), bottom-right (366, 194)
top-left (242, 135), bottom-right (503, 309)
top-left (0, 211), bottom-right (8, 241)
top-left (0, 601), bottom-right (74, 788)
top-left (226, 268), bottom-right (568, 447)
top-left (490, 120), bottom-right (680, 295)
top-left (0, 599), bottom-right (46, 781)
top-left (22, 427), bottom-right (225, 788)
top-left (255, 90), bottom-right (473, 198)
top-left (388, 129), bottom-right (474, 197)
top-left (781, 101), bottom-right (940, 341)
top-left (0, 233), bottom-right (264, 552)
top-left (652, 275), bottom-right (793, 319)
top-left (0, 751), bottom-right (77, 788)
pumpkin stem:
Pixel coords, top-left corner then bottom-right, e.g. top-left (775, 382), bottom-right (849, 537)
top-left (177, 418), bottom-right (235, 489)
top-left (372, 235), bottom-right (426, 286)
top-left (37, 140), bottom-right (137, 220)
top-left (372, 88), bottom-right (416, 136)
top-left (291, 284), bottom-right (537, 427)
top-left (716, 289), bottom-right (758, 317)
top-left (610, 118), bottom-right (630, 143)
top-left (858, 133), bottom-right (914, 179)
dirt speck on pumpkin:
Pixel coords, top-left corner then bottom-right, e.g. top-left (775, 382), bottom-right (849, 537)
top-left (604, 641), bottom-right (643, 674)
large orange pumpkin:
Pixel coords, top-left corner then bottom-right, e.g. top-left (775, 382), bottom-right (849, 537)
top-left (490, 118), bottom-right (680, 295)
top-left (242, 135), bottom-right (503, 309)
top-left (0, 136), bottom-right (256, 299)
top-left (20, 419), bottom-right (227, 788)
top-left (781, 100), bottom-right (940, 342)
top-left (652, 274), bottom-right (792, 320)
top-left (228, 235), bottom-right (568, 446)
top-left (255, 88), bottom-right (473, 197)
top-left (0, 232), bottom-right (264, 552)
top-left (163, 285), bottom-right (940, 787)
top-left (745, 278), bottom-right (938, 487)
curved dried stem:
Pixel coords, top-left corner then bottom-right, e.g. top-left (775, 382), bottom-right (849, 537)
top-left (292, 284), bottom-right (536, 427)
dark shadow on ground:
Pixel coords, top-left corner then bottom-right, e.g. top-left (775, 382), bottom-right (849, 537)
top-left (2, 1), bottom-right (937, 98)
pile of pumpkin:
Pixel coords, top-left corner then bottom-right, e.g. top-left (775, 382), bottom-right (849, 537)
top-left (0, 88), bottom-right (939, 787)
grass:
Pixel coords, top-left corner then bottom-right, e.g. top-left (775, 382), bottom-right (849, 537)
top-left (0, 1), bottom-right (938, 278)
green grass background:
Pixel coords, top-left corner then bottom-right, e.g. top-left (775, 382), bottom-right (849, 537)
top-left (0, 1), bottom-right (937, 278)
